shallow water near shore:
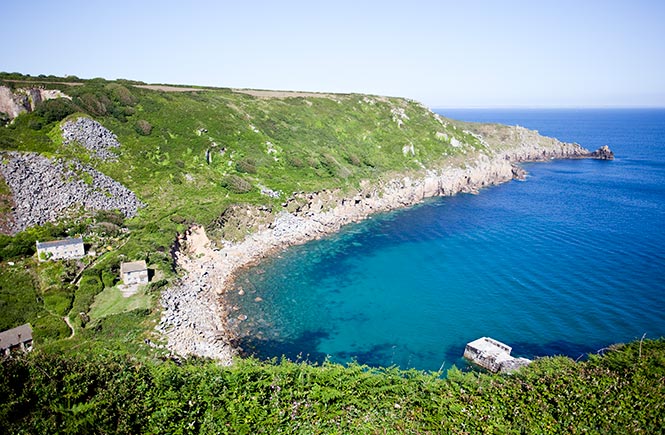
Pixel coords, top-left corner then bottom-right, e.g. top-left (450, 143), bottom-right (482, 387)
top-left (228, 109), bottom-right (665, 372)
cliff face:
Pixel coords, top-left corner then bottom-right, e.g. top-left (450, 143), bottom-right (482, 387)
top-left (0, 85), bottom-right (70, 119)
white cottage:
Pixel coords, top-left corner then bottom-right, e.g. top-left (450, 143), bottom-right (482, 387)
top-left (120, 260), bottom-right (149, 285)
top-left (36, 237), bottom-right (85, 261)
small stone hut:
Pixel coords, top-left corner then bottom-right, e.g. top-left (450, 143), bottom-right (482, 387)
top-left (0, 323), bottom-right (33, 356)
top-left (36, 237), bottom-right (84, 261)
top-left (120, 260), bottom-right (149, 285)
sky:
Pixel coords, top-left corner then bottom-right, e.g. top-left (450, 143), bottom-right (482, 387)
top-left (2, 0), bottom-right (664, 108)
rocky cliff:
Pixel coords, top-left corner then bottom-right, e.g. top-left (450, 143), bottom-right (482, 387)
top-left (0, 85), bottom-right (70, 119)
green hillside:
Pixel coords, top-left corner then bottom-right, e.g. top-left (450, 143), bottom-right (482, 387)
top-left (1, 73), bottom-right (662, 433)
top-left (0, 73), bottom-right (487, 350)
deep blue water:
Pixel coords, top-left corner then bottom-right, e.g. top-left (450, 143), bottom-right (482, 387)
top-left (228, 109), bottom-right (665, 372)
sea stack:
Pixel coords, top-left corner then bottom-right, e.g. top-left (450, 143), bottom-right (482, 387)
top-left (590, 145), bottom-right (615, 160)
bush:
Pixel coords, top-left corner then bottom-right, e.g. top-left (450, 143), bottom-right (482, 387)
top-left (95, 209), bottom-right (125, 226)
top-left (75, 92), bottom-right (111, 116)
top-left (0, 111), bottom-right (10, 126)
top-left (71, 272), bottom-right (104, 322)
top-left (105, 83), bottom-right (137, 106)
top-left (134, 120), bottom-right (152, 136)
top-left (235, 158), bottom-right (257, 174)
top-left (34, 98), bottom-right (78, 123)
top-left (221, 175), bottom-right (252, 194)
top-left (101, 270), bottom-right (117, 288)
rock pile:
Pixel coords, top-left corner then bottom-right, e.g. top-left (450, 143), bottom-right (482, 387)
top-left (61, 117), bottom-right (120, 161)
top-left (157, 228), bottom-right (236, 364)
top-left (0, 152), bottom-right (144, 233)
top-left (157, 268), bottom-right (236, 363)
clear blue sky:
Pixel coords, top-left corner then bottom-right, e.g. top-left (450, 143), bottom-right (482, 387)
top-left (2, 0), bottom-right (664, 108)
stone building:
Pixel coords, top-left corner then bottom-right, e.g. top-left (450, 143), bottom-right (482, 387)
top-left (0, 323), bottom-right (33, 357)
top-left (120, 260), bottom-right (149, 285)
top-left (463, 337), bottom-right (531, 373)
top-left (36, 237), bottom-right (85, 261)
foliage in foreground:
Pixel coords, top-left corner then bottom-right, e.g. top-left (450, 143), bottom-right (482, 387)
top-left (1, 339), bottom-right (663, 434)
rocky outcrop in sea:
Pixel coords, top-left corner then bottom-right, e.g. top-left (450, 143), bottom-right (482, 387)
top-left (0, 152), bottom-right (144, 233)
top-left (61, 117), bottom-right (120, 161)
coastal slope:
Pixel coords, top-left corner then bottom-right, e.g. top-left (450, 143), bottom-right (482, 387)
top-left (160, 125), bottom-right (592, 363)
top-left (0, 73), bottom-right (606, 361)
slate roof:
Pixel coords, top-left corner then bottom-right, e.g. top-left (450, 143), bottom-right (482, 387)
top-left (0, 323), bottom-right (33, 350)
top-left (36, 237), bottom-right (83, 249)
top-left (121, 260), bottom-right (147, 274)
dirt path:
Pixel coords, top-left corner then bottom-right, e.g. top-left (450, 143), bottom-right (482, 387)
top-left (135, 85), bottom-right (213, 92)
top-left (231, 88), bottom-right (341, 99)
top-left (64, 315), bottom-right (75, 339)
top-left (0, 79), bottom-right (82, 87)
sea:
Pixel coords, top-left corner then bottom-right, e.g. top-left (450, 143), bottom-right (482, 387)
top-left (227, 109), bottom-right (665, 372)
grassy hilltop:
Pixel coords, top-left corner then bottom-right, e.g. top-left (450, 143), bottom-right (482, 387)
top-left (0, 73), bottom-right (663, 433)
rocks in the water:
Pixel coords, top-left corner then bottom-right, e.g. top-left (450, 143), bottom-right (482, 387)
top-left (0, 152), bottom-right (144, 233)
top-left (511, 164), bottom-right (528, 180)
top-left (590, 145), bottom-right (615, 160)
top-left (61, 117), bottom-right (120, 161)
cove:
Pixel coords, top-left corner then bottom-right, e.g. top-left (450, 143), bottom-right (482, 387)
top-left (227, 109), bottom-right (665, 372)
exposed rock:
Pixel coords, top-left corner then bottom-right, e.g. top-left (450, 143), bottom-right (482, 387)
top-left (258, 184), bottom-right (281, 199)
top-left (157, 226), bottom-right (236, 364)
top-left (0, 152), bottom-right (144, 233)
top-left (511, 165), bottom-right (528, 180)
top-left (61, 117), bottom-right (120, 161)
top-left (590, 145), bottom-right (615, 160)
top-left (0, 85), bottom-right (70, 119)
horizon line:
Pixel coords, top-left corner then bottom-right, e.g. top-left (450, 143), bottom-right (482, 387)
top-left (432, 105), bottom-right (665, 110)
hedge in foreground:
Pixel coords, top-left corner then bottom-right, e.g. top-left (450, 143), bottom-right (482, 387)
top-left (1, 339), bottom-right (663, 434)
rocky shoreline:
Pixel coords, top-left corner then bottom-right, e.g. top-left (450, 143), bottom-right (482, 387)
top-left (157, 135), bottom-right (610, 364)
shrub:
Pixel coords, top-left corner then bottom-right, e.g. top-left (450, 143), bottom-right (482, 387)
top-left (346, 153), bottom-right (362, 167)
top-left (286, 154), bottom-right (305, 168)
top-left (134, 120), bottom-right (152, 136)
top-left (34, 98), bottom-right (78, 123)
top-left (105, 83), bottom-right (137, 106)
top-left (236, 158), bottom-right (257, 174)
top-left (75, 92), bottom-right (111, 116)
top-left (28, 118), bottom-right (43, 130)
top-left (0, 111), bottom-right (10, 126)
top-left (221, 175), bottom-right (252, 194)
top-left (95, 209), bottom-right (125, 226)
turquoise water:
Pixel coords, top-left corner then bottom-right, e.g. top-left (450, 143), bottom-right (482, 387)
top-left (228, 109), bottom-right (665, 372)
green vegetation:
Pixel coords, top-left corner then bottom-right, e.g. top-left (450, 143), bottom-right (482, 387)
top-left (88, 285), bottom-right (153, 320)
top-left (0, 72), bottom-right (484, 356)
top-left (0, 73), bottom-right (660, 432)
top-left (0, 339), bottom-right (663, 433)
